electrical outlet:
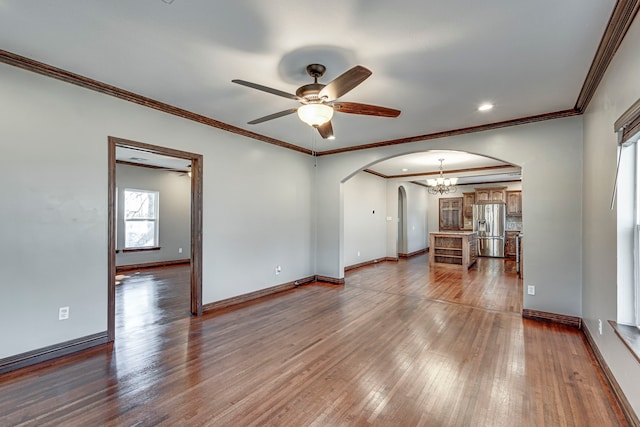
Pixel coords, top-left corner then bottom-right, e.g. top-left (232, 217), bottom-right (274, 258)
top-left (598, 319), bottom-right (603, 335)
top-left (275, 266), bottom-right (282, 275)
top-left (357, 250), bottom-right (361, 257)
top-left (527, 285), bottom-right (535, 295)
top-left (178, 247), bottom-right (183, 254)
top-left (59, 306), bottom-right (70, 320)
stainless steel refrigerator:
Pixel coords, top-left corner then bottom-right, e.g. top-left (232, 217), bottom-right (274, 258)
top-left (472, 203), bottom-right (506, 257)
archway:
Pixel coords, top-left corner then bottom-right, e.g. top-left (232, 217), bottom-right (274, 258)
top-left (336, 148), bottom-right (523, 281)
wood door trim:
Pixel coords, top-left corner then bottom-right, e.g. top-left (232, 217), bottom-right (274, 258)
top-left (108, 136), bottom-right (204, 342)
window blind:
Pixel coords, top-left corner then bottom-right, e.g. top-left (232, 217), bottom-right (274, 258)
top-left (615, 97), bottom-right (640, 145)
top-left (611, 98), bottom-right (640, 209)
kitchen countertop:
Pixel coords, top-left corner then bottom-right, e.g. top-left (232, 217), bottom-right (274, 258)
top-left (430, 231), bottom-right (477, 235)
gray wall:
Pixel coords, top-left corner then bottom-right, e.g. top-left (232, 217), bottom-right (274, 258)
top-left (0, 62), bottom-right (314, 358)
top-left (385, 182), bottom-right (429, 256)
top-left (582, 14), bottom-right (640, 413)
top-left (343, 174), bottom-right (430, 268)
top-left (343, 172), bottom-right (387, 267)
top-left (115, 163), bottom-right (191, 267)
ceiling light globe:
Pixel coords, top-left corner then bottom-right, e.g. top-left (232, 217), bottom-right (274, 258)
top-left (297, 104), bottom-right (334, 127)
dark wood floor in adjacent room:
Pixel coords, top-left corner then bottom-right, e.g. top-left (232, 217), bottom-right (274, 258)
top-left (0, 255), bottom-right (628, 426)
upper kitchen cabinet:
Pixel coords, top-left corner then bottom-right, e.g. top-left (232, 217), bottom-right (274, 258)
top-left (439, 197), bottom-right (463, 231)
top-left (506, 190), bottom-right (522, 216)
top-left (462, 192), bottom-right (475, 230)
top-left (475, 187), bottom-right (507, 202)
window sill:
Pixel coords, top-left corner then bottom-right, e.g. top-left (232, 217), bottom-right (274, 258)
top-left (609, 320), bottom-right (640, 364)
top-left (122, 247), bottom-right (161, 253)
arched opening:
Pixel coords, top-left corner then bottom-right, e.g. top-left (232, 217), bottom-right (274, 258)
top-left (341, 150), bottom-right (521, 266)
top-left (339, 148), bottom-right (524, 313)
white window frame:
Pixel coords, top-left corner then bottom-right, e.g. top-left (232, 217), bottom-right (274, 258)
top-left (635, 146), bottom-right (640, 328)
top-left (123, 188), bottom-right (160, 249)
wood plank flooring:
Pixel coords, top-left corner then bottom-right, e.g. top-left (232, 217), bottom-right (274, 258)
top-left (0, 255), bottom-right (629, 426)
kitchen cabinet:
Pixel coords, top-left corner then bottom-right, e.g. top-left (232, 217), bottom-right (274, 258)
top-left (506, 191), bottom-right (522, 216)
top-left (430, 232), bottom-right (478, 268)
top-left (475, 187), bottom-right (506, 203)
top-left (462, 192), bottom-right (475, 230)
top-left (505, 231), bottom-right (519, 257)
top-left (490, 187), bottom-right (506, 201)
top-left (475, 188), bottom-right (490, 202)
top-left (439, 197), bottom-right (463, 231)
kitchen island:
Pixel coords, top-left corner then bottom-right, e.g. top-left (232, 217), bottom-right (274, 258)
top-left (429, 231), bottom-right (478, 269)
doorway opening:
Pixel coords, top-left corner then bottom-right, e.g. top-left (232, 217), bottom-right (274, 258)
top-left (107, 136), bottom-right (203, 342)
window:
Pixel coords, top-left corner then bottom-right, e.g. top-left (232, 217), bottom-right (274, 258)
top-left (613, 99), bottom-right (640, 358)
top-left (124, 189), bottom-right (159, 248)
top-left (615, 98), bottom-right (640, 329)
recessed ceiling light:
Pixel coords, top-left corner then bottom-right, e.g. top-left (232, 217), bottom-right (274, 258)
top-left (402, 168), bottom-right (409, 172)
top-left (328, 135), bottom-right (335, 140)
top-left (478, 103), bottom-right (494, 112)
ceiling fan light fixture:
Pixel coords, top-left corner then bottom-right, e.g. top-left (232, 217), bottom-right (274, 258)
top-left (297, 103), bottom-right (334, 127)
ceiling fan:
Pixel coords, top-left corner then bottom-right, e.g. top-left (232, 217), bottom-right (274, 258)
top-left (232, 64), bottom-right (401, 139)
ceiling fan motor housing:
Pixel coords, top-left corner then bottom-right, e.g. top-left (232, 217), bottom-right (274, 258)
top-left (296, 83), bottom-right (325, 101)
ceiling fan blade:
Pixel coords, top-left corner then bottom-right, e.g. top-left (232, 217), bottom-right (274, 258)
top-left (318, 65), bottom-right (372, 101)
top-left (232, 79), bottom-right (301, 101)
top-left (316, 121), bottom-right (334, 139)
top-left (333, 102), bottom-right (401, 117)
top-left (247, 108), bottom-right (298, 125)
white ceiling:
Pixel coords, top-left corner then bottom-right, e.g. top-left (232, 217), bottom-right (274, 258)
top-left (0, 0), bottom-right (615, 179)
top-left (116, 146), bottom-right (191, 171)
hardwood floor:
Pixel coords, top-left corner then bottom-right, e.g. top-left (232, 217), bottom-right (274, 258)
top-left (0, 255), bottom-right (628, 426)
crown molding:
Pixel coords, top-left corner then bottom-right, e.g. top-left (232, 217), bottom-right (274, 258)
top-left (364, 164), bottom-right (516, 180)
top-left (316, 109), bottom-right (580, 156)
top-left (0, 49), bottom-right (311, 156)
top-left (575, 0), bottom-right (640, 112)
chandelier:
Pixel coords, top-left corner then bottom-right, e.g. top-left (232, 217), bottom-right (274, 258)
top-left (427, 159), bottom-right (458, 195)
